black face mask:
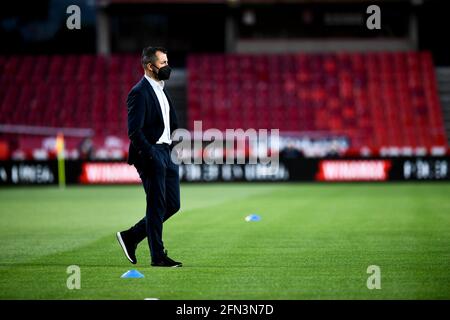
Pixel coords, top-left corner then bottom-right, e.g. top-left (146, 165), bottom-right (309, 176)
top-left (152, 64), bottom-right (171, 81)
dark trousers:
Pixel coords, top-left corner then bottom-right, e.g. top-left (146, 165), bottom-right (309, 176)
top-left (128, 144), bottom-right (180, 261)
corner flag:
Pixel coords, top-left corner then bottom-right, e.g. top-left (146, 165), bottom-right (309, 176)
top-left (55, 132), bottom-right (66, 188)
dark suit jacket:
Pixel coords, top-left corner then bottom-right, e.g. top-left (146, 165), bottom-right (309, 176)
top-left (126, 77), bottom-right (179, 166)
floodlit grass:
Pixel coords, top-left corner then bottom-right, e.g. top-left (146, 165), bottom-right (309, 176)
top-left (0, 183), bottom-right (449, 299)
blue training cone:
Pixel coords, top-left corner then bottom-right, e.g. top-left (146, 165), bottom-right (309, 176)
top-left (245, 214), bottom-right (261, 222)
top-left (121, 270), bottom-right (144, 278)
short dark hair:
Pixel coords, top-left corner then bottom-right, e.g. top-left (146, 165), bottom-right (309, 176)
top-left (141, 46), bottom-right (167, 67)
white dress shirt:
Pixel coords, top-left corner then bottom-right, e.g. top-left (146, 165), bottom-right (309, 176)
top-left (144, 74), bottom-right (172, 144)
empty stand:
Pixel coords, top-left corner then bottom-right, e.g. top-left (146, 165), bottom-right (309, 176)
top-left (187, 51), bottom-right (447, 149)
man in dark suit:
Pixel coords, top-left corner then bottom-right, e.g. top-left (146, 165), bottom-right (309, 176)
top-left (116, 46), bottom-right (182, 267)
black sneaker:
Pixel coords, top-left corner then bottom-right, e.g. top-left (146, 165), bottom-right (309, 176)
top-left (116, 231), bottom-right (137, 264)
top-left (151, 250), bottom-right (182, 267)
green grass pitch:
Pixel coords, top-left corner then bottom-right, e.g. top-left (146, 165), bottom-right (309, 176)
top-left (0, 183), bottom-right (449, 299)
